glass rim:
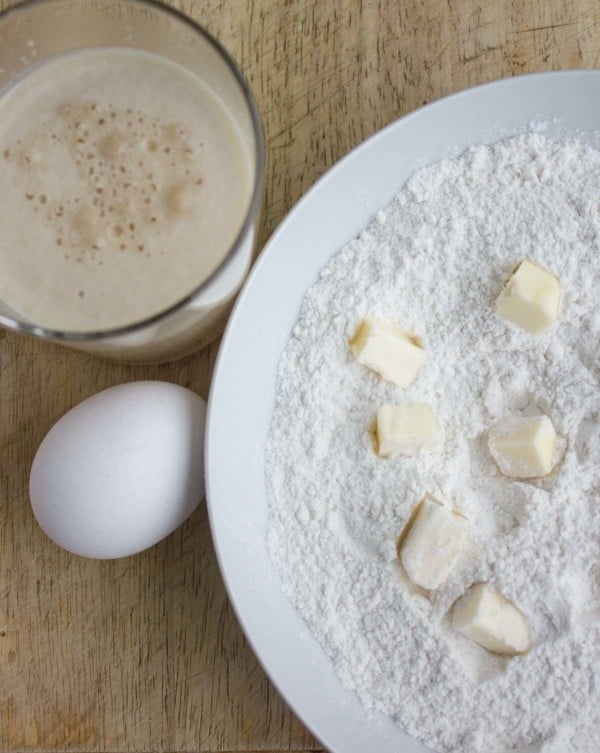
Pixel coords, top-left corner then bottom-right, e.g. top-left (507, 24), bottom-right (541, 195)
top-left (0, 0), bottom-right (265, 342)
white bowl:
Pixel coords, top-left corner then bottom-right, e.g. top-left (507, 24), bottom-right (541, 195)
top-left (205, 71), bottom-right (600, 753)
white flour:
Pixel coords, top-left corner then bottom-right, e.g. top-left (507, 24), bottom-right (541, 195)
top-left (266, 134), bottom-right (600, 753)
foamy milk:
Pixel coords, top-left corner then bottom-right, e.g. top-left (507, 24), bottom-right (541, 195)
top-left (0, 47), bottom-right (253, 331)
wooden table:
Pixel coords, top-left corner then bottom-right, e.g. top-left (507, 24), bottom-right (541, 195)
top-left (1, 1), bottom-right (598, 750)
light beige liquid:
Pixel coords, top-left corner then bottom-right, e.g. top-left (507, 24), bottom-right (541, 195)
top-left (0, 47), bottom-right (253, 331)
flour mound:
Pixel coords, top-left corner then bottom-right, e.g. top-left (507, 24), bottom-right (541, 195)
top-left (266, 134), bottom-right (600, 753)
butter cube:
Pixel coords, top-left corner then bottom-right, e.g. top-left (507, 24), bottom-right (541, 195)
top-left (495, 260), bottom-right (560, 334)
top-left (377, 404), bottom-right (441, 456)
top-left (452, 583), bottom-right (531, 656)
top-left (489, 414), bottom-right (556, 478)
top-left (350, 316), bottom-right (425, 388)
top-left (399, 494), bottom-right (469, 590)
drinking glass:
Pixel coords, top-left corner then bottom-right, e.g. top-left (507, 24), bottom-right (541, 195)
top-left (0, 0), bottom-right (264, 362)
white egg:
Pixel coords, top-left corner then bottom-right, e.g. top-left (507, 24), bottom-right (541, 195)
top-left (29, 381), bottom-right (206, 559)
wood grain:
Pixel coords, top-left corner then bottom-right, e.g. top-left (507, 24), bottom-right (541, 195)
top-left (1, 0), bottom-right (599, 750)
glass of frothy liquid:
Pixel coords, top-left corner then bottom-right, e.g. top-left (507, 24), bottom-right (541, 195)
top-left (0, 0), bottom-right (264, 362)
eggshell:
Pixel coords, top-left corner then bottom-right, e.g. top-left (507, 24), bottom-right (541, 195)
top-left (29, 381), bottom-right (206, 559)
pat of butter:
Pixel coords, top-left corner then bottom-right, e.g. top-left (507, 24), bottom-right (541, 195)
top-left (377, 404), bottom-right (441, 456)
top-left (452, 583), bottom-right (531, 656)
top-left (495, 260), bottom-right (560, 334)
top-left (350, 316), bottom-right (425, 388)
top-left (489, 414), bottom-right (556, 478)
top-left (399, 494), bottom-right (469, 590)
